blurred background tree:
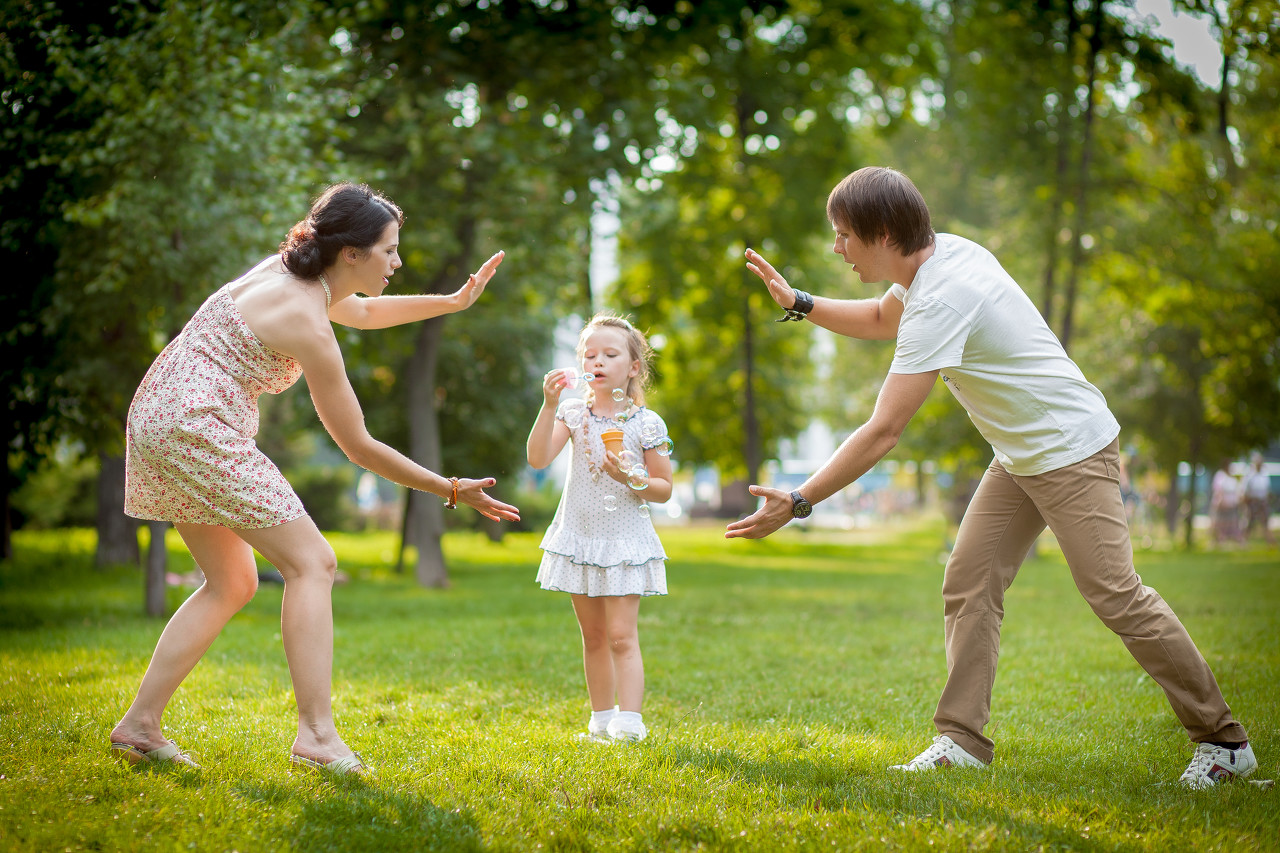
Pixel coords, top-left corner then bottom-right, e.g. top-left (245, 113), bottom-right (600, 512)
top-left (3, 0), bottom-right (1277, 589)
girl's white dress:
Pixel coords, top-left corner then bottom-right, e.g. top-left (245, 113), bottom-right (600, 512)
top-left (537, 402), bottom-right (670, 597)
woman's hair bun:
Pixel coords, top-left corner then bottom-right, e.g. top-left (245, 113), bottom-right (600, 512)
top-left (279, 183), bottom-right (404, 279)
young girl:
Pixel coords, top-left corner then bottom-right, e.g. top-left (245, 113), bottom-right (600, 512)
top-left (527, 313), bottom-right (674, 742)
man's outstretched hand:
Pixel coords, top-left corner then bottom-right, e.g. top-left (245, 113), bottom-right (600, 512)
top-left (724, 484), bottom-right (795, 539)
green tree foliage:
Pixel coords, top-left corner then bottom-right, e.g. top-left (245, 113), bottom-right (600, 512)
top-left (332, 1), bottom-right (833, 576)
top-left (1101, 0), bottom-right (1280, 544)
top-left (614, 0), bottom-right (931, 504)
top-left (1, 0), bottom-right (343, 561)
top-left (4, 0), bottom-right (1276, 570)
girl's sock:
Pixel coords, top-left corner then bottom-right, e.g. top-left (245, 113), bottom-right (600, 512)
top-left (589, 706), bottom-right (618, 735)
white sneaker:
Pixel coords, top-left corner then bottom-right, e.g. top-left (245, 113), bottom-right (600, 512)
top-left (1180, 742), bottom-right (1258, 789)
top-left (890, 735), bottom-right (987, 771)
top-left (606, 712), bottom-right (647, 742)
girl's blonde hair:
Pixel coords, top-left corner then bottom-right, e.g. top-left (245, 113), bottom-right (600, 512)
top-left (576, 312), bottom-right (654, 406)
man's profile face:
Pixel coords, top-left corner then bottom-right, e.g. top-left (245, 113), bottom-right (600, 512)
top-left (831, 221), bottom-right (891, 284)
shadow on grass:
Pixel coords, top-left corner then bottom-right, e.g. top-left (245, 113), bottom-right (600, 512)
top-left (654, 739), bottom-right (1165, 852)
top-left (232, 775), bottom-right (489, 852)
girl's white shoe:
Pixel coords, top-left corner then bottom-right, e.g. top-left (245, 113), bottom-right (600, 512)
top-left (607, 712), bottom-right (647, 742)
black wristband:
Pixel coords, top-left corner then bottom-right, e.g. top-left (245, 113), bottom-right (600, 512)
top-left (776, 289), bottom-right (814, 322)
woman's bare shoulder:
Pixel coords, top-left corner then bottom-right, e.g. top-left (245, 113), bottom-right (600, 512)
top-left (229, 260), bottom-right (333, 357)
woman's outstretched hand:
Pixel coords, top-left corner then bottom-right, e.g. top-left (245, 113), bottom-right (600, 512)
top-left (456, 477), bottom-right (521, 522)
top-left (452, 251), bottom-right (505, 312)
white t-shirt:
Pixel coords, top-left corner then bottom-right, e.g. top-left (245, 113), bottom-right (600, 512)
top-left (1213, 470), bottom-right (1241, 507)
top-left (889, 233), bottom-right (1119, 476)
top-left (1245, 470), bottom-right (1270, 500)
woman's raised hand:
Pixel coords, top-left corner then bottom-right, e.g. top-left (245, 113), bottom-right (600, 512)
top-left (744, 248), bottom-right (796, 310)
top-left (455, 477), bottom-right (521, 522)
top-left (453, 250), bottom-right (506, 312)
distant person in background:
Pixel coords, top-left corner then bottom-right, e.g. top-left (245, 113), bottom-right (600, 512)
top-left (111, 182), bottom-right (520, 776)
top-left (1209, 460), bottom-right (1243, 548)
top-left (726, 166), bottom-right (1257, 789)
top-left (1243, 454), bottom-right (1274, 545)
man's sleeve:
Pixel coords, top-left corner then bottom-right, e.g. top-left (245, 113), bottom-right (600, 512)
top-left (890, 298), bottom-right (968, 374)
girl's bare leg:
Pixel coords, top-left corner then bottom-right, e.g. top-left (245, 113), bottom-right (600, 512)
top-left (111, 523), bottom-right (259, 751)
top-left (235, 516), bottom-right (354, 763)
top-left (570, 594), bottom-right (644, 712)
top-left (571, 595), bottom-right (616, 711)
top-left (604, 595), bottom-right (644, 712)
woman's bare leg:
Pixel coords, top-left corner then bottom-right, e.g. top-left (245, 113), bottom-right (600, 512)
top-left (111, 523), bottom-right (259, 751)
top-left (236, 516), bottom-right (354, 763)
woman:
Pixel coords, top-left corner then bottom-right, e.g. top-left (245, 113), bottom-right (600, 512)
top-left (110, 182), bottom-right (519, 775)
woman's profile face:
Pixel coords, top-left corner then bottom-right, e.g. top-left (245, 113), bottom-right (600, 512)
top-left (348, 220), bottom-right (402, 296)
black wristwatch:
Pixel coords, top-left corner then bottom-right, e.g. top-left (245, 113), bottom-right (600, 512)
top-left (790, 490), bottom-right (812, 518)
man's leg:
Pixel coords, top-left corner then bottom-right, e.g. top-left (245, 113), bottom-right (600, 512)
top-left (1018, 440), bottom-right (1247, 745)
top-left (931, 459), bottom-right (1047, 764)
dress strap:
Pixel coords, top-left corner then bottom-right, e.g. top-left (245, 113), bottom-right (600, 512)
top-left (317, 274), bottom-right (332, 309)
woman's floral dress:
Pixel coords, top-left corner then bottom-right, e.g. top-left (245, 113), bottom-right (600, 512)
top-left (124, 284), bottom-right (308, 528)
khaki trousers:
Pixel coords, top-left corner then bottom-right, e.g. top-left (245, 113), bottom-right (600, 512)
top-left (935, 439), bottom-right (1247, 763)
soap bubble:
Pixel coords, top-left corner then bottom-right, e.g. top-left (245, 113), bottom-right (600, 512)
top-left (627, 465), bottom-right (650, 491)
top-left (619, 449), bottom-right (639, 468)
top-left (602, 494), bottom-right (618, 512)
top-left (638, 504), bottom-right (650, 517)
top-left (611, 388), bottom-right (625, 402)
top-left (640, 419), bottom-right (659, 441)
top-left (653, 437), bottom-right (674, 457)
top-left (561, 398), bottom-right (586, 429)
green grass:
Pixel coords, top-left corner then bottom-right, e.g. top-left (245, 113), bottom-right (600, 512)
top-left (1, 519), bottom-right (1276, 851)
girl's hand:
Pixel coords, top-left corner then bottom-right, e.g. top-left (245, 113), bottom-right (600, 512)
top-left (541, 368), bottom-right (572, 406)
top-left (452, 251), bottom-right (505, 312)
top-left (455, 477), bottom-right (521, 522)
top-left (602, 450), bottom-right (629, 486)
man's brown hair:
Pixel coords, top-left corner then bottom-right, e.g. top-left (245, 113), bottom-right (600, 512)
top-left (826, 167), bottom-right (934, 255)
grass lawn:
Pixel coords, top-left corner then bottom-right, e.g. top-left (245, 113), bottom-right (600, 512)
top-left (0, 517), bottom-right (1276, 851)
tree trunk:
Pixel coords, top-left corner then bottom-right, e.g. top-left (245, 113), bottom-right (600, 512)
top-left (1058, 0), bottom-right (1102, 352)
top-left (1183, 433), bottom-right (1202, 551)
top-left (2, 477), bottom-right (12, 562)
top-left (1041, 0), bottom-right (1080, 326)
top-left (1164, 476), bottom-right (1180, 537)
top-left (144, 520), bottom-right (168, 617)
top-left (741, 292), bottom-right (760, 488)
top-left (405, 316), bottom-right (449, 588)
top-left (732, 69), bottom-right (760, 507)
top-left (397, 205), bottom-right (479, 587)
top-left (1214, 21), bottom-right (1239, 185)
top-left (393, 490), bottom-right (411, 574)
top-left (95, 452), bottom-right (139, 568)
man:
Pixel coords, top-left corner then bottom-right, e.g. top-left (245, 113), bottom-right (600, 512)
top-left (725, 166), bottom-right (1255, 788)
top-left (1243, 453), bottom-right (1275, 545)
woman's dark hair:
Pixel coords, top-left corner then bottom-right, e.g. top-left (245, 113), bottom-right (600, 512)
top-left (279, 182), bottom-right (405, 278)
top-left (826, 167), bottom-right (934, 255)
